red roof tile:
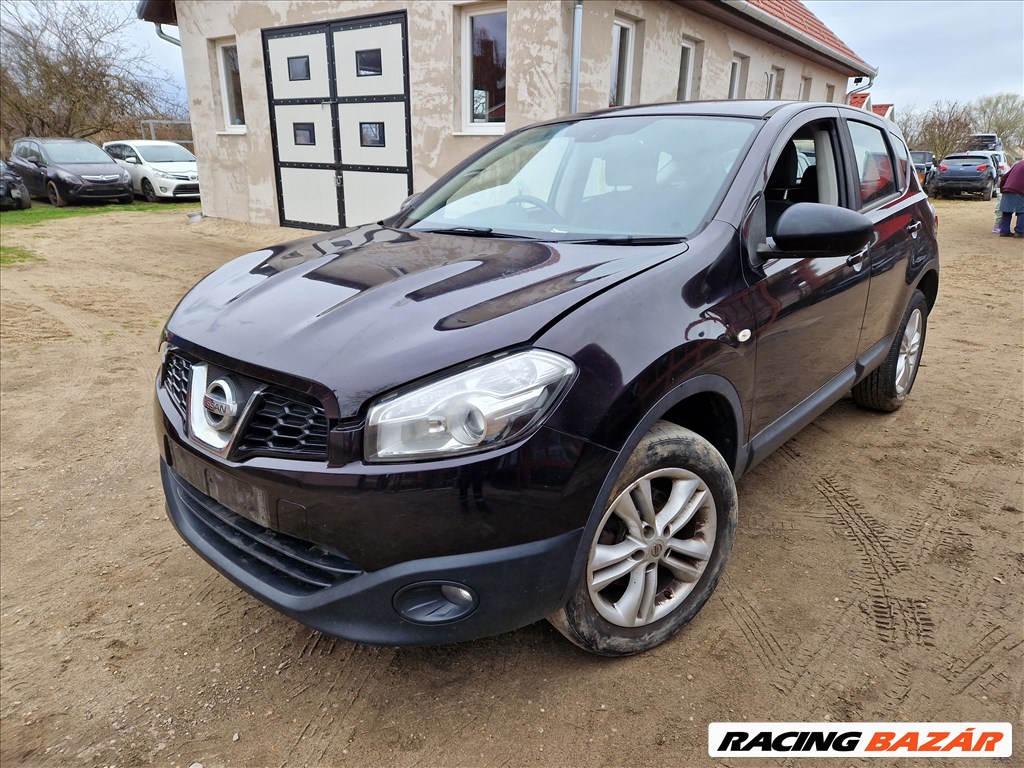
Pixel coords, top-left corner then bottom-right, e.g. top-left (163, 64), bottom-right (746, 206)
top-left (743, 0), bottom-right (871, 69)
top-left (849, 93), bottom-right (869, 108)
top-left (872, 103), bottom-right (893, 116)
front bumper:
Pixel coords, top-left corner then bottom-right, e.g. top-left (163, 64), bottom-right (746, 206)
top-left (62, 179), bottom-right (133, 202)
top-left (152, 176), bottom-right (200, 198)
top-left (162, 461), bottom-right (583, 644)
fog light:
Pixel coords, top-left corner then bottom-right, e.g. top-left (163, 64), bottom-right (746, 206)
top-left (394, 581), bottom-right (478, 624)
top-left (159, 186), bottom-right (168, 193)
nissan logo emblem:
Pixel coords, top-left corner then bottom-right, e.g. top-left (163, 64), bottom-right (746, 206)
top-left (203, 378), bottom-right (238, 431)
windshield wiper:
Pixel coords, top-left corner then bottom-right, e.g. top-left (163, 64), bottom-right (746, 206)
top-left (416, 226), bottom-right (533, 239)
top-left (561, 235), bottom-right (687, 245)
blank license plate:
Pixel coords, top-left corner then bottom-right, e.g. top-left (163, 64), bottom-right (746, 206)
top-left (172, 445), bottom-right (271, 528)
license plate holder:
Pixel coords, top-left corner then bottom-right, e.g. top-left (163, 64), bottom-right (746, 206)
top-left (172, 445), bottom-right (272, 528)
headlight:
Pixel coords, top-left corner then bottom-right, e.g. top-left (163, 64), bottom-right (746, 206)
top-left (153, 170), bottom-right (175, 179)
top-left (120, 170), bottom-right (131, 183)
top-left (57, 170), bottom-right (81, 184)
top-left (365, 350), bottom-right (576, 462)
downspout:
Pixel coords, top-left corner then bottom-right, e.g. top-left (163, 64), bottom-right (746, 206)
top-left (844, 74), bottom-right (874, 106)
top-left (569, 0), bottom-right (583, 113)
top-left (154, 22), bottom-right (180, 47)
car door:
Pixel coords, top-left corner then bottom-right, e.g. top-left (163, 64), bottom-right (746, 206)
top-left (744, 108), bottom-right (872, 441)
top-left (22, 142), bottom-right (48, 195)
top-left (119, 145), bottom-right (144, 192)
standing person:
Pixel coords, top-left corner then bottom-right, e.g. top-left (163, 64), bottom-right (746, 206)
top-left (998, 159), bottom-right (1024, 237)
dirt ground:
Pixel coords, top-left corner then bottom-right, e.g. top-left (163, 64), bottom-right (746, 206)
top-left (1, 198), bottom-right (1021, 768)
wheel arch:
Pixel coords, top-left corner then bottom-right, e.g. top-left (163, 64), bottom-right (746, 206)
top-left (558, 374), bottom-right (745, 606)
top-left (914, 267), bottom-right (939, 313)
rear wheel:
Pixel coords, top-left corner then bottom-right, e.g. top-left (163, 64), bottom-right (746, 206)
top-left (853, 290), bottom-right (928, 412)
top-left (548, 422), bottom-right (737, 656)
top-left (982, 182), bottom-right (993, 201)
top-left (46, 181), bottom-right (65, 207)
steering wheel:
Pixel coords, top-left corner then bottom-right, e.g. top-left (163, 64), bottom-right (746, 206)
top-left (507, 194), bottom-right (560, 219)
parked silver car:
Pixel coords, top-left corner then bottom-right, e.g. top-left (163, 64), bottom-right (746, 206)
top-left (103, 140), bottom-right (200, 202)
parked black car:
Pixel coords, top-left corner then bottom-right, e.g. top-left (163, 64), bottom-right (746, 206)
top-left (156, 101), bottom-right (939, 656)
top-left (0, 160), bottom-right (31, 210)
top-left (8, 138), bottom-right (133, 206)
top-left (928, 152), bottom-right (997, 200)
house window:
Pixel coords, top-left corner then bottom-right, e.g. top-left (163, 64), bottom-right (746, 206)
top-left (463, 6), bottom-right (507, 131)
top-left (218, 41), bottom-right (245, 129)
top-left (359, 122), bottom-right (385, 147)
top-left (798, 76), bottom-right (813, 101)
top-left (768, 66), bottom-right (784, 99)
top-left (825, 84), bottom-right (836, 102)
top-left (609, 18), bottom-right (634, 107)
top-left (287, 56), bottom-right (310, 81)
top-left (356, 49), bottom-right (382, 77)
top-left (728, 56), bottom-right (747, 99)
top-left (677, 42), bottom-right (694, 101)
top-left (293, 123), bottom-right (315, 145)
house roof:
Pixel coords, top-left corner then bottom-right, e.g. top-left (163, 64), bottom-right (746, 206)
top-left (872, 103), bottom-right (893, 116)
top-left (849, 93), bottom-right (870, 108)
top-left (743, 0), bottom-right (869, 68)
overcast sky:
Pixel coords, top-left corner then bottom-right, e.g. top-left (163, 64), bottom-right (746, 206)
top-left (129, 0), bottom-right (1024, 109)
top-left (803, 0), bottom-right (1023, 107)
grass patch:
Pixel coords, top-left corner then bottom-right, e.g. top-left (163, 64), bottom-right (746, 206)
top-left (0, 244), bottom-right (42, 266)
top-left (0, 200), bottom-right (200, 228)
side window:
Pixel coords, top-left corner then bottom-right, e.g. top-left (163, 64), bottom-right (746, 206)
top-left (848, 121), bottom-right (897, 207)
top-left (106, 145), bottom-right (122, 160)
top-left (13, 142), bottom-right (25, 158)
top-left (764, 121), bottom-right (843, 236)
top-left (890, 134), bottom-right (911, 190)
top-left (124, 148), bottom-right (139, 162)
top-left (29, 142), bottom-right (42, 162)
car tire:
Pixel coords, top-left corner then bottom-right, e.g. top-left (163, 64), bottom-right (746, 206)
top-left (46, 181), bottom-right (66, 208)
top-left (142, 179), bottom-right (159, 203)
top-left (982, 182), bottom-right (993, 201)
top-left (548, 421), bottom-right (737, 656)
top-left (18, 192), bottom-right (31, 209)
top-left (853, 289), bottom-right (928, 413)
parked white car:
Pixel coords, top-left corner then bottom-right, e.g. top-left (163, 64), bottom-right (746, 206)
top-left (102, 140), bottom-right (200, 201)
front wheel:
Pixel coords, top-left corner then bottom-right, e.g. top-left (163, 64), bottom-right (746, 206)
top-left (18, 191), bottom-right (31, 209)
top-left (548, 421), bottom-right (738, 656)
top-left (142, 179), bottom-right (159, 203)
top-left (47, 181), bottom-right (66, 208)
top-left (853, 289), bottom-right (928, 412)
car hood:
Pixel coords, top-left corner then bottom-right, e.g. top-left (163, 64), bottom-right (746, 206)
top-left (150, 161), bottom-right (197, 173)
top-left (167, 224), bottom-right (688, 417)
top-left (56, 162), bottom-right (123, 176)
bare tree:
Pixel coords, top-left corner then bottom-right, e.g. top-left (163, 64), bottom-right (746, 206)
top-left (915, 100), bottom-right (974, 162)
top-left (0, 0), bottom-right (185, 151)
top-left (893, 103), bottom-right (925, 149)
top-left (971, 92), bottom-right (1024, 155)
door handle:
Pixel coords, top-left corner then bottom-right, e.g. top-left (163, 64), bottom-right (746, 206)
top-left (906, 220), bottom-right (922, 238)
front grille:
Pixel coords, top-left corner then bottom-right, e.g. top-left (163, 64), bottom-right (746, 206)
top-left (236, 390), bottom-right (329, 459)
top-left (173, 184), bottom-right (200, 195)
top-left (171, 469), bottom-right (361, 595)
top-left (164, 352), bottom-right (191, 415)
top-left (161, 350), bottom-right (330, 461)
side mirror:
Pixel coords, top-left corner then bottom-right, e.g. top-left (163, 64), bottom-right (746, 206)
top-left (125, 156), bottom-right (138, 164)
top-left (27, 156), bottom-right (40, 166)
top-left (770, 203), bottom-right (874, 256)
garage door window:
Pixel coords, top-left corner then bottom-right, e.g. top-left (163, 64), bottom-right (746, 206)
top-left (287, 56), bottom-right (311, 81)
top-left (356, 49), bottom-right (383, 77)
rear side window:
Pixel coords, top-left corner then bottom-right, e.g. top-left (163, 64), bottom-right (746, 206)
top-left (890, 134), bottom-right (911, 190)
top-left (106, 144), bottom-right (123, 160)
top-left (848, 121), bottom-right (896, 208)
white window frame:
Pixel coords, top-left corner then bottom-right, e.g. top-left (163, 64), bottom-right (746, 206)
top-left (677, 41), bottom-right (695, 101)
top-left (770, 66), bottom-right (784, 99)
top-left (217, 39), bottom-right (246, 133)
top-left (460, 3), bottom-right (507, 136)
top-left (728, 57), bottom-right (745, 100)
top-left (825, 83), bottom-right (836, 103)
top-left (610, 17), bottom-right (635, 107)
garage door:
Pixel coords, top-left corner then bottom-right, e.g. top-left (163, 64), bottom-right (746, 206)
top-left (263, 12), bottom-right (413, 230)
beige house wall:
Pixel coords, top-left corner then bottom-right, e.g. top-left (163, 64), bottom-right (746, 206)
top-left (174, 0), bottom-right (852, 228)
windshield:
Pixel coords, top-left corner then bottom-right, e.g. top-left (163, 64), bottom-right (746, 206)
top-left (44, 142), bottom-right (116, 164)
top-left (401, 115), bottom-right (759, 240)
top-left (138, 143), bottom-right (196, 163)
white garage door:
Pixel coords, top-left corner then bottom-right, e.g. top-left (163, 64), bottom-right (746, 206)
top-left (263, 12), bottom-right (413, 230)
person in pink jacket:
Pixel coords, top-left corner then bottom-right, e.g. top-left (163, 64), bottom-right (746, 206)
top-left (998, 160), bottom-right (1024, 237)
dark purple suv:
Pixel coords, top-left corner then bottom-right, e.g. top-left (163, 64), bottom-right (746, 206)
top-left (156, 101), bottom-right (939, 656)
